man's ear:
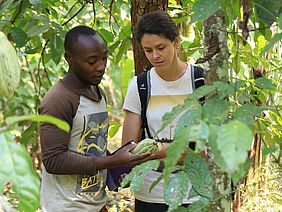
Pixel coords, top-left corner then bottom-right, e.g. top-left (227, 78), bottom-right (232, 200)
top-left (64, 51), bottom-right (72, 64)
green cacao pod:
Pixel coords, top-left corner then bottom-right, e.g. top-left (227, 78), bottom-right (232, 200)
top-left (131, 138), bottom-right (158, 154)
top-left (0, 31), bottom-right (21, 97)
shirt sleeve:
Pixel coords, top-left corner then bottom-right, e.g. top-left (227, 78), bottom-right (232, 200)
top-left (39, 83), bottom-right (97, 175)
top-left (123, 76), bottom-right (141, 115)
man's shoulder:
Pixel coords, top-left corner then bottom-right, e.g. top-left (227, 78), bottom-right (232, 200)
top-left (42, 80), bottom-right (75, 102)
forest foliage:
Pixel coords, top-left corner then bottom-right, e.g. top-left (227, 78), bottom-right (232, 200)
top-left (0, 0), bottom-right (281, 211)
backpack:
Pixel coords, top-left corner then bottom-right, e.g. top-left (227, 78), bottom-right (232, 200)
top-left (137, 65), bottom-right (205, 149)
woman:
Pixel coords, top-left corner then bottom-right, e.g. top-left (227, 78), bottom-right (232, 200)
top-left (122, 11), bottom-right (201, 211)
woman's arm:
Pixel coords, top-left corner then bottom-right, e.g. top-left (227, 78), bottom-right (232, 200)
top-left (122, 110), bottom-right (142, 145)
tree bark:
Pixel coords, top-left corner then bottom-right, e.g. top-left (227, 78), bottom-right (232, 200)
top-left (197, 9), bottom-right (232, 211)
top-left (131, 0), bottom-right (168, 76)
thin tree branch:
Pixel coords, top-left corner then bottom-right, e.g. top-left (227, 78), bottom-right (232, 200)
top-left (59, 2), bottom-right (80, 25)
top-left (11, 0), bottom-right (23, 25)
top-left (61, 3), bottom-right (86, 26)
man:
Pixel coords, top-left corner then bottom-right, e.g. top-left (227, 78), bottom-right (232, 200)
top-left (39, 26), bottom-right (151, 212)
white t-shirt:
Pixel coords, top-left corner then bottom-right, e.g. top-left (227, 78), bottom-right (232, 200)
top-left (123, 64), bottom-right (200, 203)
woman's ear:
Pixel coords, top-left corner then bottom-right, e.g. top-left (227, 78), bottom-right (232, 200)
top-left (174, 36), bottom-right (181, 50)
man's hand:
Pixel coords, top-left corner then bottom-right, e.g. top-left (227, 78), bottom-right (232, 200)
top-left (111, 142), bottom-right (153, 167)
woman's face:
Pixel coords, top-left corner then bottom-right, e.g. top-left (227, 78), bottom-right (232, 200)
top-left (141, 34), bottom-right (178, 70)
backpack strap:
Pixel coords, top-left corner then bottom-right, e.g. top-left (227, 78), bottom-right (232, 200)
top-left (191, 64), bottom-right (205, 90)
top-left (137, 71), bottom-right (153, 139)
top-left (190, 65), bottom-right (205, 150)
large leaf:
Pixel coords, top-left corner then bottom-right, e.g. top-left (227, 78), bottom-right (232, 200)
top-left (214, 120), bottom-right (253, 173)
top-left (187, 196), bottom-right (210, 212)
top-left (233, 103), bottom-right (263, 128)
top-left (5, 114), bottom-right (70, 132)
top-left (0, 132), bottom-right (40, 212)
top-left (163, 127), bottom-right (190, 182)
top-left (164, 172), bottom-right (191, 211)
top-left (254, 77), bottom-right (277, 90)
top-left (254, 0), bottom-right (281, 25)
top-left (191, 0), bottom-right (221, 22)
top-left (115, 38), bottom-right (131, 64)
top-left (184, 156), bottom-right (213, 199)
top-left (202, 96), bottom-right (230, 125)
top-left (10, 27), bottom-right (28, 47)
top-left (174, 104), bottom-right (202, 135)
top-left (120, 160), bottom-right (159, 193)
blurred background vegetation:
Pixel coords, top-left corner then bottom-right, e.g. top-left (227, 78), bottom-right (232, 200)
top-left (0, 0), bottom-right (281, 211)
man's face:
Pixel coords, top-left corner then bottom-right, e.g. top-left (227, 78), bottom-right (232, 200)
top-left (66, 34), bottom-right (108, 86)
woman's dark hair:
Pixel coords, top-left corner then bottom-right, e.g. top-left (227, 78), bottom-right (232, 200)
top-left (64, 26), bottom-right (98, 52)
top-left (137, 11), bottom-right (179, 42)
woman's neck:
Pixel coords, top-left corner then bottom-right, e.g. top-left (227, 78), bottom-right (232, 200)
top-left (155, 59), bottom-right (187, 81)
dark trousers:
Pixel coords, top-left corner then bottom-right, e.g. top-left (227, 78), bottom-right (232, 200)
top-left (135, 199), bottom-right (190, 212)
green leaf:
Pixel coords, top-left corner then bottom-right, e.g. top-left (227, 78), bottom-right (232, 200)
top-left (261, 32), bottom-right (282, 55)
top-left (120, 160), bottom-right (159, 192)
top-left (233, 104), bottom-right (263, 128)
top-left (163, 127), bottom-right (190, 182)
top-left (50, 32), bottom-right (64, 64)
top-left (254, 77), bottom-right (277, 90)
top-left (262, 146), bottom-right (278, 156)
top-left (222, 0), bottom-right (239, 25)
top-left (230, 158), bottom-right (252, 185)
top-left (10, 27), bottom-right (28, 47)
top-left (0, 132), bottom-right (40, 212)
top-left (158, 104), bottom-right (184, 136)
top-left (29, 0), bottom-right (42, 7)
top-left (108, 124), bottom-right (120, 138)
top-left (189, 84), bottom-right (217, 101)
top-left (184, 157), bottom-right (213, 199)
top-left (115, 38), bottom-right (131, 64)
top-left (186, 121), bottom-right (209, 142)
top-left (254, 0), bottom-right (280, 25)
top-left (99, 28), bottom-right (114, 43)
top-left (187, 196), bottom-right (210, 212)
top-left (174, 104), bottom-right (202, 135)
top-left (214, 81), bottom-right (235, 99)
top-left (5, 114), bottom-right (70, 132)
top-left (215, 120), bottom-right (253, 172)
top-left (191, 0), bottom-right (221, 22)
top-left (121, 54), bottom-right (134, 97)
top-left (202, 96), bottom-right (230, 124)
top-left (26, 24), bottom-right (50, 37)
top-left (278, 12), bottom-right (282, 29)
top-left (20, 122), bottom-right (38, 145)
top-left (118, 23), bottom-right (131, 40)
top-left (164, 172), bottom-right (191, 211)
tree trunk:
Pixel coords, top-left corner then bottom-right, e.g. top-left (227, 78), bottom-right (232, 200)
top-left (197, 9), bottom-right (232, 211)
top-left (131, 0), bottom-right (168, 75)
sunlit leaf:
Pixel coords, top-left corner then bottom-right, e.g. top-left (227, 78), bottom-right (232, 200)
top-left (108, 124), bottom-right (120, 138)
top-left (120, 160), bottom-right (159, 192)
top-left (164, 172), bottom-right (191, 211)
top-left (254, 77), bottom-right (277, 90)
top-left (215, 120), bottom-right (253, 172)
top-left (0, 132), bottom-right (40, 212)
top-left (184, 156), bottom-right (213, 199)
top-left (5, 114), bottom-right (70, 132)
top-left (233, 104), bottom-right (263, 128)
top-left (261, 32), bottom-right (282, 55)
top-left (163, 127), bottom-right (189, 182)
top-left (202, 96), bottom-right (230, 124)
top-left (191, 0), bottom-right (221, 22)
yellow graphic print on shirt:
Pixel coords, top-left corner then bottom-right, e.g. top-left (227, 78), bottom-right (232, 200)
top-left (76, 112), bottom-right (109, 193)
